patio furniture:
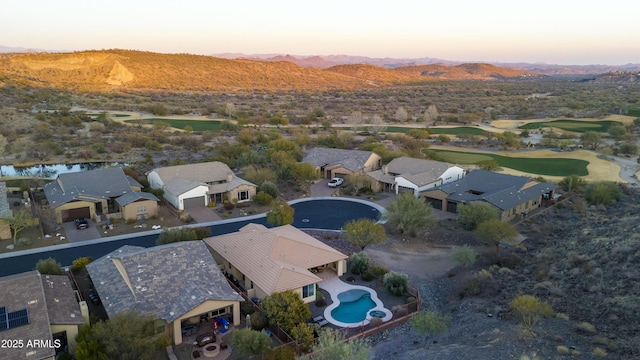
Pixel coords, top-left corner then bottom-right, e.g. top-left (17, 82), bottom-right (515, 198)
top-left (195, 333), bottom-right (216, 347)
top-left (314, 316), bottom-right (329, 327)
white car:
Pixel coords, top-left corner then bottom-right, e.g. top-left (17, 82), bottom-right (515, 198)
top-left (328, 177), bottom-right (344, 187)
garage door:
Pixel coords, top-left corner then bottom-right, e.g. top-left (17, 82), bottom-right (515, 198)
top-left (425, 197), bottom-right (443, 210)
top-left (446, 201), bottom-right (458, 213)
top-left (183, 196), bottom-right (205, 209)
top-left (62, 207), bottom-right (91, 222)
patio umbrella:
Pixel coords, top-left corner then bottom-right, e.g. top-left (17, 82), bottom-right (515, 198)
top-left (246, 314), bottom-right (251, 329)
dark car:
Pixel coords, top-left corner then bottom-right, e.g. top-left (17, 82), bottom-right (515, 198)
top-left (88, 292), bottom-right (101, 305)
top-left (75, 218), bottom-right (89, 229)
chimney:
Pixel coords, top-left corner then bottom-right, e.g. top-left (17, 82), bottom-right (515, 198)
top-left (227, 172), bottom-right (233, 181)
top-left (383, 165), bottom-right (388, 174)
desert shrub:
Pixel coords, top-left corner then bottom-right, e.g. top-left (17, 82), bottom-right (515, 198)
top-left (193, 226), bottom-right (211, 239)
top-left (17, 237), bottom-right (31, 247)
top-left (509, 295), bottom-right (554, 332)
top-left (223, 200), bottom-right (235, 210)
top-left (558, 174), bottom-right (587, 192)
top-left (259, 181), bottom-right (279, 198)
top-left (290, 323), bottom-right (315, 352)
top-left (240, 301), bottom-right (256, 316)
top-left (71, 257), bottom-right (93, 272)
top-left (451, 246), bottom-right (478, 267)
top-left (250, 311), bottom-right (268, 331)
top-left (383, 271), bottom-right (409, 296)
top-left (253, 191), bottom-right (273, 206)
top-left (576, 321), bottom-right (597, 334)
top-left (411, 310), bottom-right (451, 337)
top-left (342, 183), bottom-right (357, 196)
top-left (584, 181), bottom-right (622, 205)
top-left (349, 252), bottom-right (369, 275)
top-left (35, 257), bottom-right (64, 275)
top-left (315, 293), bottom-right (327, 307)
top-left (369, 317), bottom-right (383, 327)
top-left (369, 265), bottom-right (388, 278)
top-left (592, 347), bottom-right (607, 358)
top-left (361, 272), bottom-right (374, 281)
top-left (464, 269), bottom-right (498, 296)
top-left (357, 187), bottom-right (373, 195)
top-left (457, 202), bottom-right (499, 230)
top-left (265, 346), bottom-right (296, 360)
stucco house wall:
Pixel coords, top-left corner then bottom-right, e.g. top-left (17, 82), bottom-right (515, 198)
top-left (171, 300), bottom-right (240, 345)
top-left (121, 199), bottom-right (159, 221)
top-left (55, 200), bottom-right (96, 224)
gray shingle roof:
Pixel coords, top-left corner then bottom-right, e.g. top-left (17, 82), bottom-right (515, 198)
top-left (43, 167), bottom-right (135, 208)
top-left (86, 241), bottom-right (243, 323)
top-left (0, 271), bottom-right (56, 360)
top-left (0, 182), bottom-right (10, 218)
top-left (115, 191), bottom-right (160, 207)
top-left (433, 170), bottom-right (556, 210)
top-left (302, 147), bottom-right (377, 172)
top-left (41, 274), bottom-right (84, 326)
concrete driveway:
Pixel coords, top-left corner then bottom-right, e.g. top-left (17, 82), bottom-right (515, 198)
top-left (188, 206), bottom-right (221, 223)
top-left (62, 220), bottom-right (101, 243)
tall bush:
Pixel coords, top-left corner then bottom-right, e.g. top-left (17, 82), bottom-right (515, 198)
top-left (383, 271), bottom-right (409, 296)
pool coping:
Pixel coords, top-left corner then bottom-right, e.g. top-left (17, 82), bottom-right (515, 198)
top-left (320, 276), bottom-right (392, 328)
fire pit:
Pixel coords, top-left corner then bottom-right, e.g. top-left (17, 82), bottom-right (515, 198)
top-left (203, 345), bottom-right (219, 358)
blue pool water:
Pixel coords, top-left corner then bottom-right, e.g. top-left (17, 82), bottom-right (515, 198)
top-left (331, 289), bottom-right (376, 323)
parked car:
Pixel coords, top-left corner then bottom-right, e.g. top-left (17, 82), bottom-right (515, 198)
top-left (89, 292), bottom-right (101, 305)
top-left (328, 177), bottom-right (344, 187)
top-left (75, 218), bottom-right (89, 229)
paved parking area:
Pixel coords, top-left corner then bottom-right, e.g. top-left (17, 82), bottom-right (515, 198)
top-left (62, 220), bottom-right (101, 242)
top-left (188, 207), bottom-right (221, 223)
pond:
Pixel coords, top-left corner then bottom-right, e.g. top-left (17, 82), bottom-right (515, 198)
top-left (0, 162), bottom-right (129, 178)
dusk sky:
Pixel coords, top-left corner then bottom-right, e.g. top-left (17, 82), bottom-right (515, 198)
top-left (2, 0), bottom-right (638, 65)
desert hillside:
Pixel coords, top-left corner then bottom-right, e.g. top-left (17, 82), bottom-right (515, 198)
top-left (0, 49), bottom-right (539, 92)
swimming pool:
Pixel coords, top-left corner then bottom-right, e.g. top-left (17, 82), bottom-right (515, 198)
top-left (330, 289), bottom-right (376, 323)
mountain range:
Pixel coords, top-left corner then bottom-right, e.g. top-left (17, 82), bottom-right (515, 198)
top-left (0, 49), bottom-right (544, 92)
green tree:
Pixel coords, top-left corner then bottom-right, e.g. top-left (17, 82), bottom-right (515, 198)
top-left (383, 271), bottom-right (409, 296)
top-left (253, 192), bottom-right (273, 206)
top-left (267, 139), bottom-right (302, 161)
top-left (71, 257), bottom-right (93, 272)
top-left (35, 257), bottom-right (65, 275)
top-left (265, 346), bottom-right (296, 360)
top-left (298, 328), bottom-right (370, 360)
top-left (558, 174), bottom-right (587, 192)
top-left (266, 201), bottom-right (295, 226)
top-left (476, 159), bottom-right (500, 171)
top-left (619, 142), bottom-right (639, 155)
top-left (230, 328), bottom-right (271, 357)
top-left (584, 181), bottom-right (622, 205)
top-left (342, 218), bottom-right (386, 250)
top-left (242, 166), bottom-right (278, 187)
top-left (382, 191), bottom-right (437, 237)
top-left (75, 325), bottom-right (109, 360)
top-left (261, 290), bottom-right (311, 333)
top-left (411, 310), bottom-right (452, 338)
top-left (4, 208), bottom-right (35, 246)
top-left (451, 246), bottom-right (478, 267)
top-left (457, 202), bottom-right (499, 230)
top-left (510, 295), bottom-right (554, 333)
top-left (290, 323), bottom-right (315, 352)
top-left (156, 227), bottom-right (198, 245)
top-left (259, 181), bottom-right (279, 198)
top-left (580, 131), bottom-right (602, 150)
top-left (607, 124), bottom-right (628, 140)
top-left (88, 310), bottom-right (170, 360)
top-left (475, 219), bottom-right (518, 251)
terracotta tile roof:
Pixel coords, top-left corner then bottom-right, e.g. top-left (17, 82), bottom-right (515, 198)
top-left (204, 224), bottom-right (347, 294)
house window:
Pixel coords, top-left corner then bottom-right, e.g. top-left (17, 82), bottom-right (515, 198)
top-left (137, 206), bottom-right (147, 213)
top-left (238, 190), bottom-right (250, 202)
top-left (302, 284), bottom-right (315, 298)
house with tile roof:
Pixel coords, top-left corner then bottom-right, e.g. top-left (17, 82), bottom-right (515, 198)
top-left (204, 224), bottom-right (348, 304)
top-left (43, 167), bottom-right (159, 224)
top-left (421, 169), bottom-right (556, 221)
top-left (147, 162), bottom-right (257, 210)
top-left (366, 157), bottom-right (465, 195)
top-left (0, 271), bottom-right (87, 360)
top-left (302, 147), bottom-right (382, 179)
top-left (86, 241), bottom-right (243, 345)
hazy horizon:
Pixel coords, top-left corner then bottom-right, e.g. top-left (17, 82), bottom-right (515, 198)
top-left (2, 0), bottom-right (638, 66)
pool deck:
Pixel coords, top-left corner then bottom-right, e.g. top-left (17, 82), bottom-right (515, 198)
top-left (318, 271), bottom-right (392, 328)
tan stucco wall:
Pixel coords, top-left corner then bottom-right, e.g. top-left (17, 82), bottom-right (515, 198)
top-left (171, 300), bottom-right (241, 345)
top-left (54, 201), bottom-right (95, 223)
top-left (121, 200), bottom-right (158, 221)
top-left (50, 324), bottom-right (80, 354)
top-left (363, 154), bottom-right (383, 173)
top-left (421, 189), bottom-right (449, 211)
top-left (0, 218), bottom-right (11, 239)
top-left (230, 184), bottom-right (257, 203)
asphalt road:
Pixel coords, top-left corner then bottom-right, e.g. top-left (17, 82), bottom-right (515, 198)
top-left (0, 199), bottom-right (382, 277)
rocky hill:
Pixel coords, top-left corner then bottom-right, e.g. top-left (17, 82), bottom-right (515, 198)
top-left (0, 49), bottom-right (540, 92)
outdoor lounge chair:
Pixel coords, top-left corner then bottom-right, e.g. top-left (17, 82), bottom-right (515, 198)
top-left (314, 316), bottom-right (329, 327)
